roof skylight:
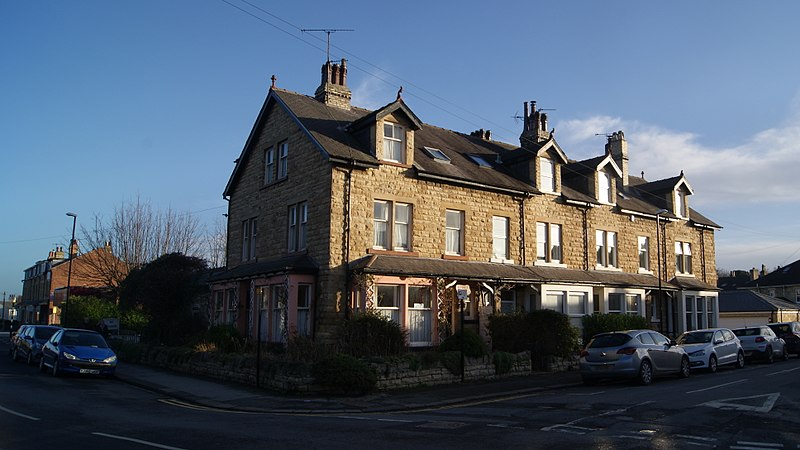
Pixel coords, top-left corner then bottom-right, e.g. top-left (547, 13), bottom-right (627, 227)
top-left (424, 146), bottom-right (451, 163)
top-left (468, 154), bottom-right (492, 168)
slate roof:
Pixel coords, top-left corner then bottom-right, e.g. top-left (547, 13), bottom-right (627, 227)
top-left (352, 254), bottom-right (675, 290)
top-left (668, 276), bottom-right (719, 291)
top-left (209, 254), bottom-right (318, 282)
top-left (719, 290), bottom-right (800, 313)
top-left (743, 259), bottom-right (800, 287)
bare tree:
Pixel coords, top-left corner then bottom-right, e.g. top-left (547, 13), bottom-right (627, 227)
top-left (204, 215), bottom-right (228, 269)
top-left (76, 196), bottom-right (204, 292)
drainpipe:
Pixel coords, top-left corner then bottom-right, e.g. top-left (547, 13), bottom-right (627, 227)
top-left (581, 207), bottom-right (589, 270)
top-left (517, 195), bottom-right (530, 265)
top-left (342, 161), bottom-right (354, 320)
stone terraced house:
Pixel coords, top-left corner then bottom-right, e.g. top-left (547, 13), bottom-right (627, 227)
top-left (209, 59), bottom-right (721, 347)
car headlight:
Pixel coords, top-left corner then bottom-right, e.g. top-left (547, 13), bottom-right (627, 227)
top-left (63, 351), bottom-right (78, 360)
top-left (690, 350), bottom-right (706, 357)
top-left (103, 355), bottom-right (117, 364)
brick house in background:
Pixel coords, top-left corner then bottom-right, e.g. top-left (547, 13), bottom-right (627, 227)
top-left (209, 59), bottom-right (721, 347)
top-left (20, 241), bottom-right (117, 325)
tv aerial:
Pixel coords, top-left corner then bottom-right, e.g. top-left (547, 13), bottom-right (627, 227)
top-left (301, 28), bottom-right (354, 62)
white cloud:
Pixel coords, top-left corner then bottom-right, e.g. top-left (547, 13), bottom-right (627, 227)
top-left (555, 113), bottom-right (800, 207)
top-left (351, 74), bottom-right (393, 110)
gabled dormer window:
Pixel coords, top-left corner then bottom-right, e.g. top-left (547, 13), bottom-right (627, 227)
top-left (383, 122), bottom-right (405, 163)
top-left (675, 190), bottom-right (687, 217)
top-left (540, 157), bottom-right (555, 193)
top-left (598, 170), bottom-right (611, 203)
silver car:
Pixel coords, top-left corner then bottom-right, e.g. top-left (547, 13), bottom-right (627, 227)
top-left (732, 326), bottom-right (788, 363)
top-left (580, 330), bottom-right (691, 385)
top-left (676, 328), bottom-right (745, 372)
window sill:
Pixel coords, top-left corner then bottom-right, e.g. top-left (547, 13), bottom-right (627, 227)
top-left (638, 269), bottom-right (654, 275)
top-left (367, 248), bottom-right (419, 257)
top-left (675, 272), bottom-right (695, 278)
top-left (535, 261), bottom-right (567, 268)
top-left (442, 254), bottom-right (469, 261)
top-left (261, 177), bottom-right (288, 189)
top-left (379, 160), bottom-right (412, 168)
top-left (595, 266), bottom-right (623, 272)
top-left (490, 258), bottom-right (515, 264)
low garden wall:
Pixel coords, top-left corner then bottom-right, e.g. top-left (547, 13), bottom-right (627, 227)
top-left (125, 346), bottom-right (557, 394)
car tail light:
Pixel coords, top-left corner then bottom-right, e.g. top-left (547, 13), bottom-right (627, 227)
top-left (755, 337), bottom-right (765, 343)
top-left (616, 347), bottom-right (637, 355)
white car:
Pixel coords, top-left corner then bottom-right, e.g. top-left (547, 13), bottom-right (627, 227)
top-left (733, 326), bottom-right (789, 363)
top-left (676, 328), bottom-right (745, 372)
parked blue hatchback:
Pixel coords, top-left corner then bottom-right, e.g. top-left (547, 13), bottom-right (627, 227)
top-left (39, 328), bottom-right (117, 377)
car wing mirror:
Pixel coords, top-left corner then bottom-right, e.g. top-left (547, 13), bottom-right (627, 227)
top-left (669, 340), bottom-right (677, 346)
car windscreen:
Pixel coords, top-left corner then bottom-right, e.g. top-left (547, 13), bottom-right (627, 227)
top-left (677, 332), bottom-right (713, 344)
top-left (732, 328), bottom-right (759, 337)
top-left (589, 333), bottom-right (632, 348)
top-left (61, 332), bottom-right (109, 348)
top-left (34, 327), bottom-right (59, 340)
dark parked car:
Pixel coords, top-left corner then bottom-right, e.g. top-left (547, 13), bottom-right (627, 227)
top-left (39, 328), bottom-right (117, 377)
top-left (9, 324), bottom-right (29, 357)
top-left (12, 325), bottom-right (61, 365)
top-left (580, 329), bottom-right (690, 385)
top-left (767, 322), bottom-right (800, 358)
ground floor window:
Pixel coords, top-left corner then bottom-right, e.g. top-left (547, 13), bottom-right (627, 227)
top-left (370, 280), bottom-right (436, 347)
top-left (685, 295), bottom-right (716, 331)
top-left (608, 293), bottom-right (642, 315)
top-left (297, 284), bottom-right (311, 336)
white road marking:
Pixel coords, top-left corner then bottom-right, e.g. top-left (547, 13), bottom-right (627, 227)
top-left (376, 418), bottom-right (412, 423)
top-left (92, 432), bottom-right (186, 450)
top-left (735, 441), bottom-right (783, 448)
top-left (699, 393), bottom-right (780, 413)
top-left (766, 366), bottom-right (800, 377)
top-left (615, 434), bottom-right (650, 440)
top-left (676, 434), bottom-right (717, 442)
top-left (157, 398), bottom-right (256, 414)
top-left (568, 391), bottom-right (606, 396)
top-left (685, 379), bottom-right (747, 394)
top-left (0, 404), bottom-right (40, 421)
top-left (541, 401), bottom-right (652, 434)
top-left (487, 423), bottom-right (525, 429)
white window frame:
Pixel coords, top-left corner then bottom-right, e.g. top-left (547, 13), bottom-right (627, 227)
top-left (540, 157), bottom-right (555, 193)
top-left (675, 190), bottom-right (686, 217)
top-left (491, 216), bottom-right (510, 262)
top-left (445, 209), bottom-right (464, 256)
top-left (675, 241), bottom-right (693, 275)
top-left (241, 217), bottom-right (257, 261)
top-left (296, 284), bottom-right (311, 336)
top-left (264, 146), bottom-right (275, 184)
top-left (638, 236), bottom-right (650, 272)
top-left (598, 170), bottom-right (611, 203)
top-left (277, 141), bottom-right (289, 179)
top-left (376, 284), bottom-right (401, 323)
top-left (596, 230), bottom-right (618, 269)
top-left (536, 222), bottom-right (562, 265)
top-left (373, 200), bottom-right (412, 251)
top-left (288, 202), bottom-right (308, 252)
top-left (383, 122), bottom-right (405, 163)
top-left (607, 290), bottom-right (644, 316)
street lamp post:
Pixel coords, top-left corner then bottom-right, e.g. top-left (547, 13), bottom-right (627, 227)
top-left (65, 212), bottom-right (77, 327)
top-left (655, 209), bottom-right (668, 335)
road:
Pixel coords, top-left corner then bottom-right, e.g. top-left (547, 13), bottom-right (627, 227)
top-left (2, 337), bottom-right (800, 449)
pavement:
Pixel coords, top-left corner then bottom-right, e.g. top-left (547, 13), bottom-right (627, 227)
top-left (114, 362), bottom-right (584, 414)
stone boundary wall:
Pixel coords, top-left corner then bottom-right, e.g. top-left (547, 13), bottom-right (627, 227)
top-left (131, 350), bottom-right (556, 394)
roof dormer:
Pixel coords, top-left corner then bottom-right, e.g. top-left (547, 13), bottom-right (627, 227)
top-left (346, 92), bottom-right (422, 166)
top-left (672, 175), bottom-right (694, 218)
top-left (534, 139), bottom-right (568, 194)
top-left (561, 153), bottom-right (622, 204)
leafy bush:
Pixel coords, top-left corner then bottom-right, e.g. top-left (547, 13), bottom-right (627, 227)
top-left (488, 310), bottom-right (579, 369)
top-left (493, 351), bottom-right (514, 375)
top-left (581, 313), bottom-right (650, 342)
top-left (439, 351), bottom-right (462, 375)
top-left (438, 328), bottom-right (487, 358)
top-left (121, 308), bottom-right (150, 334)
top-left (62, 295), bottom-right (119, 329)
top-left (312, 354), bottom-right (377, 395)
top-left (402, 351), bottom-right (441, 371)
top-left (203, 325), bottom-right (245, 353)
top-left (336, 311), bottom-right (407, 357)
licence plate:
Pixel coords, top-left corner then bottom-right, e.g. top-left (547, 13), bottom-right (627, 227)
top-left (594, 364), bottom-right (613, 371)
top-left (80, 369), bottom-right (100, 374)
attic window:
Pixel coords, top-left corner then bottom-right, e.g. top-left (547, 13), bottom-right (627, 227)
top-left (424, 146), bottom-right (451, 163)
top-left (468, 154), bottom-right (492, 168)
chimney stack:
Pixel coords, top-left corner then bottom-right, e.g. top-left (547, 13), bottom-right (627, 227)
top-left (519, 100), bottom-right (551, 149)
top-left (606, 131), bottom-right (629, 187)
top-left (69, 239), bottom-right (79, 258)
top-left (314, 58), bottom-right (352, 109)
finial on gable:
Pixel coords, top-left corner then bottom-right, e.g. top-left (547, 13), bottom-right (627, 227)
top-left (271, 75), bottom-right (277, 89)
top-left (396, 86), bottom-right (403, 101)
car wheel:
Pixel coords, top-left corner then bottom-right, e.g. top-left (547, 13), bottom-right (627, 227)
top-left (679, 357), bottom-right (690, 378)
top-left (708, 355), bottom-right (718, 373)
top-left (39, 356), bottom-right (46, 373)
top-left (51, 359), bottom-right (60, 377)
top-left (736, 351), bottom-right (745, 369)
top-left (26, 351), bottom-right (33, 366)
top-left (765, 347), bottom-right (774, 364)
top-left (638, 360), bottom-right (653, 386)
top-left (12, 347), bottom-right (19, 362)
top-left (783, 348), bottom-right (790, 361)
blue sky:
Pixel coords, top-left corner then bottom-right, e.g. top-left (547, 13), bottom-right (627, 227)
top-left (2, 1), bottom-right (800, 298)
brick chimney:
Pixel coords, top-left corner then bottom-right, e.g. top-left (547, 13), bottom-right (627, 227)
top-left (519, 101), bottom-right (551, 149)
top-left (606, 131), bottom-right (628, 187)
top-left (314, 58), bottom-right (352, 109)
top-left (69, 239), bottom-right (79, 258)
